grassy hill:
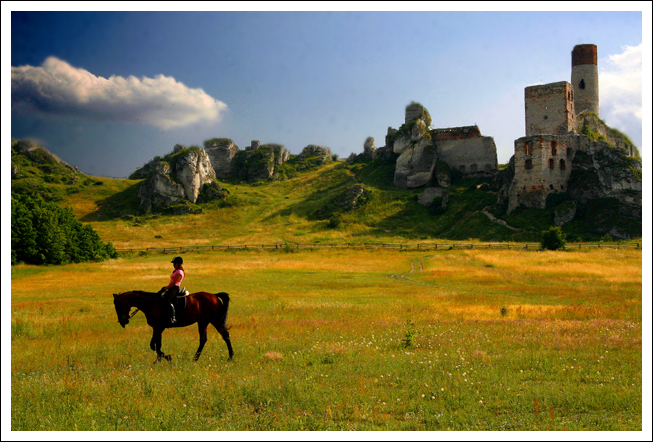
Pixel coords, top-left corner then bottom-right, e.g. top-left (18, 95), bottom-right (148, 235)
top-left (12, 140), bottom-right (640, 249)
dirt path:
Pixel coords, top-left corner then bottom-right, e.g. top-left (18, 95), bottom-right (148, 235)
top-left (482, 206), bottom-right (522, 232)
top-left (391, 259), bottom-right (423, 279)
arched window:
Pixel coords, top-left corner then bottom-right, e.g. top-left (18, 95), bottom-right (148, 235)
top-left (560, 159), bottom-right (566, 170)
top-left (525, 159), bottom-right (533, 170)
top-left (551, 141), bottom-right (557, 156)
top-left (579, 79), bottom-right (586, 90)
top-left (549, 159), bottom-right (555, 169)
top-left (524, 141), bottom-right (531, 156)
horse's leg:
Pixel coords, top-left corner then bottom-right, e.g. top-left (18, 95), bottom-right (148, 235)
top-left (213, 323), bottom-right (234, 360)
top-left (194, 321), bottom-right (209, 362)
top-left (152, 327), bottom-right (171, 363)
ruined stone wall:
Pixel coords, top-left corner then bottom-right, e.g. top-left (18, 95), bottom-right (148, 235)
top-left (525, 81), bottom-right (575, 137)
top-left (431, 125), bottom-right (481, 142)
top-left (508, 134), bottom-right (585, 212)
top-left (435, 136), bottom-right (498, 177)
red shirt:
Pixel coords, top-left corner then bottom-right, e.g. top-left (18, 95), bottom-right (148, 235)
top-left (166, 268), bottom-right (184, 289)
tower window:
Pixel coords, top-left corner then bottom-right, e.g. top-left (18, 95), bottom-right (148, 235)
top-left (560, 159), bottom-right (566, 170)
top-left (525, 159), bottom-right (533, 170)
top-left (549, 159), bottom-right (555, 169)
top-left (551, 141), bottom-right (557, 155)
top-left (524, 141), bottom-right (531, 156)
top-left (579, 79), bottom-right (586, 90)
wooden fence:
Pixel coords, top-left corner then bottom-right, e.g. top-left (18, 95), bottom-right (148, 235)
top-left (115, 242), bottom-right (641, 254)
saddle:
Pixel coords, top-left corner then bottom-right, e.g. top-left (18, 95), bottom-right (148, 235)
top-left (173, 287), bottom-right (190, 311)
top-left (160, 287), bottom-right (190, 312)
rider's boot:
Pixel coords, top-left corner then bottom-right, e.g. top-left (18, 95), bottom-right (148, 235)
top-left (170, 303), bottom-right (176, 324)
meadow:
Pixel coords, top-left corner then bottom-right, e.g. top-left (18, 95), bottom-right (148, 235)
top-left (10, 247), bottom-right (642, 431)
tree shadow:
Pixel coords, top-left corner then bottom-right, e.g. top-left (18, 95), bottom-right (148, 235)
top-left (79, 182), bottom-right (143, 222)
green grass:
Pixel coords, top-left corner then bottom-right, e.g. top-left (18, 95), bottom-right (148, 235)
top-left (11, 248), bottom-right (642, 430)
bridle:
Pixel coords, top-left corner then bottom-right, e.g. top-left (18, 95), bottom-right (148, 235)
top-left (118, 308), bottom-right (140, 325)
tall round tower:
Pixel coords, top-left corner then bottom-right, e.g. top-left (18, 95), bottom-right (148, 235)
top-left (571, 44), bottom-right (599, 116)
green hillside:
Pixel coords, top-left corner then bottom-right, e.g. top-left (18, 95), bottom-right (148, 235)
top-left (12, 140), bottom-right (641, 250)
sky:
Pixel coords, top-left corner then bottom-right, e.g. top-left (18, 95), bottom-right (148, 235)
top-left (4, 5), bottom-right (648, 178)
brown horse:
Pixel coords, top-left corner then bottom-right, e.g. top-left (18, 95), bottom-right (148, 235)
top-left (113, 290), bottom-right (234, 363)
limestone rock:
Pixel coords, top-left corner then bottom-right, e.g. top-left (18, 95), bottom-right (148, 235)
top-left (363, 137), bottom-right (376, 159)
top-left (434, 160), bottom-right (451, 187)
top-left (137, 146), bottom-right (220, 213)
top-left (204, 138), bottom-right (240, 179)
top-left (138, 162), bottom-right (186, 213)
top-left (298, 145), bottom-right (333, 165)
top-left (130, 156), bottom-right (162, 179)
top-left (332, 184), bottom-right (371, 211)
top-left (553, 200), bottom-right (577, 226)
top-left (393, 133), bottom-right (412, 155)
top-left (173, 147), bottom-right (217, 203)
top-left (418, 187), bottom-right (449, 209)
top-left (394, 136), bottom-right (437, 189)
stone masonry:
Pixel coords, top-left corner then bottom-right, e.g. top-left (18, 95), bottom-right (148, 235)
top-left (525, 81), bottom-right (575, 137)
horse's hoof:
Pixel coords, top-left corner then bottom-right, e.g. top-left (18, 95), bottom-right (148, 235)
top-left (164, 355), bottom-right (172, 362)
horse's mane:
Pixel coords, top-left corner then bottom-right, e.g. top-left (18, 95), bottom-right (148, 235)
top-left (120, 290), bottom-right (158, 296)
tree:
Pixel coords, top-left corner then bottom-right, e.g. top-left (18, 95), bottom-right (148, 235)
top-left (11, 193), bottom-right (117, 265)
top-left (540, 226), bottom-right (567, 251)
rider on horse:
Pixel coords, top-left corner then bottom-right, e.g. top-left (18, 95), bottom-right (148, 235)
top-left (159, 256), bottom-right (185, 324)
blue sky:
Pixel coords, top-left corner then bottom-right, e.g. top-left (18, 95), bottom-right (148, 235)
top-left (5, 6), bottom-right (648, 178)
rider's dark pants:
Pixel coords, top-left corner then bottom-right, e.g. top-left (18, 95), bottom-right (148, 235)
top-left (163, 286), bottom-right (180, 319)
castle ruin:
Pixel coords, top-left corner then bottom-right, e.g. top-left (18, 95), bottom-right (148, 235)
top-left (506, 44), bottom-right (637, 213)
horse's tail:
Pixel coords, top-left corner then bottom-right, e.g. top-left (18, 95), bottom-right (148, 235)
top-left (215, 292), bottom-right (231, 327)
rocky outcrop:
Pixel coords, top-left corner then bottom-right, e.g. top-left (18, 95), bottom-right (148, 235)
top-left (204, 138), bottom-right (240, 179)
top-left (567, 142), bottom-right (642, 205)
top-left (347, 137), bottom-right (379, 164)
top-left (138, 162), bottom-right (186, 213)
top-left (577, 112), bottom-right (640, 157)
top-left (137, 145), bottom-right (224, 213)
top-left (130, 156), bottom-right (162, 179)
top-left (363, 137), bottom-right (376, 160)
top-left (231, 142), bottom-right (291, 182)
top-left (392, 103), bottom-right (437, 189)
top-left (332, 184), bottom-right (371, 210)
top-left (553, 200), bottom-right (577, 226)
top-left (298, 145), bottom-right (333, 165)
top-left (417, 187), bottom-right (449, 209)
top-left (172, 145), bottom-right (217, 202)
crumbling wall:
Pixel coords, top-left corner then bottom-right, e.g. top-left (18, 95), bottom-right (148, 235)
top-left (434, 135), bottom-right (498, 178)
top-left (431, 125), bottom-right (481, 142)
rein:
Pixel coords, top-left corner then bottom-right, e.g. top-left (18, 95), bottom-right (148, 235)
top-left (129, 308), bottom-right (140, 319)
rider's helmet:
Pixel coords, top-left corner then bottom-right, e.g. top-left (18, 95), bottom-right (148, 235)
top-left (171, 256), bottom-right (183, 265)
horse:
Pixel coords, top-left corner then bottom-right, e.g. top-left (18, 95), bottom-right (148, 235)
top-left (113, 290), bottom-right (234, 363)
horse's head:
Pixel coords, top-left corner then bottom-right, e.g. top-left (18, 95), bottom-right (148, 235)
top-left (113, 293), bottom-right (132, 328)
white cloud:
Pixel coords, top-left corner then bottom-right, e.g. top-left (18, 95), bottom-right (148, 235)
top-left (599, 43), bottom-right (642, 146)
top-left (11, 57), bottom-right (228, 130)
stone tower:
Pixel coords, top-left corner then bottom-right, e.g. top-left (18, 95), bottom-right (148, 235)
top-left (571, 44), bottom-right (599, 116)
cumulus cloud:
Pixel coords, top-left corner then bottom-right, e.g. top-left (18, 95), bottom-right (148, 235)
top-left (599, 43), bottom-right (642, 145)
top-left (11, 57), bottom-right (228, 130)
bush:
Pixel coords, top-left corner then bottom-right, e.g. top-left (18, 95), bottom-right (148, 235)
top-left (11, 193), bottom-right (118, 265)
top-left (540, 226), bottom-right (567, 251)
top-left (328, 214), bottom-right (342, 229)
